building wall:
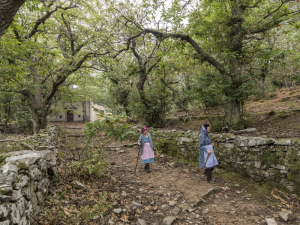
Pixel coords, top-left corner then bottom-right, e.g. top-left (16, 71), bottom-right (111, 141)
top-left (49, 101), bottom-right (110, 122)
top-left (90, 103), bottom-right (108, 122)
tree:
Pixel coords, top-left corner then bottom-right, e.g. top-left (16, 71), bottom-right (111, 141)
top-left (0, 0), bottom-right (26, 37)
top-left (0, 0), bottom-right (113, 133)
top-left (110, 0), bottom-right (300, 128)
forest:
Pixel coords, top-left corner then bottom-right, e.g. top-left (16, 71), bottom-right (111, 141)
top-left (0, 0), bottom-right (300, 133)
top-left (1, 1), bottom-right (300, 224)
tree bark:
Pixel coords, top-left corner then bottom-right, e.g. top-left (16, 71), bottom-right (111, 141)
top-left (259, 63), bottom-right (268, 98)
top-left (225, 0), bottom-right (244, 128)
top-left (0, 0), bottom-right (26, 37)
top-left (225, 99), bottom-right (241, 128)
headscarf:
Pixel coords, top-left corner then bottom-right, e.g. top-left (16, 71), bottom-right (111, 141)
top-left (199, 125), bottom-right (211, 147)
top-left (141, 126), bottom-right (148, 133)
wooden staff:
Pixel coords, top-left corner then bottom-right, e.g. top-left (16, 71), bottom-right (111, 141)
top-left (200, 154), bottom-right (210, 178)
top-left (135, 147), bottom-right (140, 174)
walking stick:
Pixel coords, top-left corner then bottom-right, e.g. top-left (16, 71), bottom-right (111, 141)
top-left (200, 154), bottom-right (210, 179)
top-left (135, 147), bottom-right (140, 174)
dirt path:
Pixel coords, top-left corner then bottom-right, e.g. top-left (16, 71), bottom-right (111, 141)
top-left (37, 126), bottom-right (300, 225)
top-left (104, 145), bottom-right (294, 225)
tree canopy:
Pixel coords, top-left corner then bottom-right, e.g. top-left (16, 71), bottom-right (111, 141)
top-left (1, 0), bottom-right (300, 132)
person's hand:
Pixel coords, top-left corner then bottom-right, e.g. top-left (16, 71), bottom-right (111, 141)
top-left (138, 143), bottom-right (141, 146)
top-left (212, 142), bottom-right (214, 147)
top-left (207, 149), bottom-right (212, 154)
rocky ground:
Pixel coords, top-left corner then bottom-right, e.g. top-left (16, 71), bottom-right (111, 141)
top-left (36, 125), bottom-right (300, 225)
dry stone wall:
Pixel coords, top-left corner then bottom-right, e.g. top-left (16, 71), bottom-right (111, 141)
top-left (0, 125), bottom-right (60, 225)
top-left (129, 127), bottom-right (300, 194)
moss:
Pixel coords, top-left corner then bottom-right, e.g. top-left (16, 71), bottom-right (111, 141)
top-left (17, 162), bottom-right (27, 169)
top-left (154, 134), bottom-right (180, 157)
top-left (260, 149), bottom-right (278, 169)
top-left (287, 173), bottom-right (293, 181)
top-left (0, 154), bottom-right (10, 167)
top-left (0, 187), bottom-right (12, 195)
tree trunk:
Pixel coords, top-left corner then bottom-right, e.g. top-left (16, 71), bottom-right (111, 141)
top-left (225, 99), bottom-right (241, 128)
top-left (225, 0), bottom-right (244, 129)
top-left (136, 70), bottom-right (150, 109)
top-left (0, 0), bottom-right (26, 37)
top-left (31, 106), bottom-right (48, 134)
top-left (259, 62), bottom-right (269, 98)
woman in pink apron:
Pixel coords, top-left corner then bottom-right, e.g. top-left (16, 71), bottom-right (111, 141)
top-left (137, 126), bottom-right (155, 173)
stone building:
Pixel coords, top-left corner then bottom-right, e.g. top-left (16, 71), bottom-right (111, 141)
top-left (49, 101), bottom-right (111, 122)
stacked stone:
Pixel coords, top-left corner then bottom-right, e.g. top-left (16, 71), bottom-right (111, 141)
top-left (128, 126), bottom-right (300, 194)
top-left (0, 125), bottom-right (59, 225)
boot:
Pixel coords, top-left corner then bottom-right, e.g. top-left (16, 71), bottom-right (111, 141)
top-left (144, 164), bottom-right (148, 169)
top-left (147, 163), bottom-right (151, 173)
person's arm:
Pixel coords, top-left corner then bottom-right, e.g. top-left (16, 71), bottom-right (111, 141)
top-left (200, 146), bottom-right (211, 154)
top-left (137, 134), bottom-right (142, 146)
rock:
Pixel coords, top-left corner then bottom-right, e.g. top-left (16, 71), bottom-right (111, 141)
top-left (130, 201), bottom-right (143, 209)
top-left (265, 218), bottom-right (277, 225)
top-left (233, 128), bottom-right (257, 135)
top-left (1, 162), bottom-right (18, 174)
top-left (73, 181), bottom-right (86, 190)
top-left (221, 187), bottom-right (230, 191)
top-left (136, 218), bottom-right (147, 225)
top-left (0, 220), bottom-right (10, 225)
top-left (172, 207), bottom-right (181, 215)
top-left (108, 219), bottom-right (115, 225)
top-left (274, 139), bottom-right (292, 146)
top-left (279, 211), bottom-right (294, 221)
top-left (167, 162), bottom-right (175, 168)
top-left (168, 200), bottom-right (177, 206)
top-left (15, 176), bottom-right (30, 189)
top-left (178, 203), bottom-right (192, 212)
top-left (117, 150), bottom-right (125, 154)
top-left (0, 174), bottom-right (13, 195)
top-left (248, 137), bottom-right (267, 146)
top-left (201, 187), bottom-right (219, 200)
top-left (203, 208), bottom-right (209, 214)
top-left (92, 215), bottom-right (101, 221)
top-left (161, 204), bottom-right (169, 212)
top-left (162, 216), bottom-right (177, 225)
top-left (113, 208), bottom-right (122, 214)
top-left (0, 205), bottom-right (11, 218)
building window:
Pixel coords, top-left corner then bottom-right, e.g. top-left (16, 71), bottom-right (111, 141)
top-left (60, 115), bottom-right (62, 118)
top-left (78, 115), bottom-right (81, 118)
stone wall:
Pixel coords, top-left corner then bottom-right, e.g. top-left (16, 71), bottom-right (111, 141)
top-left (129, 127), bottom-right (300, 194)
top-left (0, 125), bottom-right (60, 225)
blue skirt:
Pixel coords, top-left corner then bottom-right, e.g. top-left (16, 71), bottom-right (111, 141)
top-left (142, 158), bottom-right (155, 163)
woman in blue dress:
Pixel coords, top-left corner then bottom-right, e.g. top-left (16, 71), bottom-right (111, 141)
top-left (199, 124), bottom-right (218, 182)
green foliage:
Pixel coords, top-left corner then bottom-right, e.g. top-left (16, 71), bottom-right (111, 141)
top-left (69, 115), bottom-right (130, 177)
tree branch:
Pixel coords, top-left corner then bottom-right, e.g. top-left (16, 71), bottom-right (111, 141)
top-left (27, 5), bottom-right (77, 39)
top-left (142, 29), bottom-right (228, 76)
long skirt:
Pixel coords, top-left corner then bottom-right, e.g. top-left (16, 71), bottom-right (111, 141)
top-left (141, 142), bottom-right (155, 163)
top-left (199, 144), bottom-right (218, 169)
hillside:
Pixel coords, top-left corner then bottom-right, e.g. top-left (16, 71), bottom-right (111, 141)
top-left (164, 86), bottom-right (300, 138)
